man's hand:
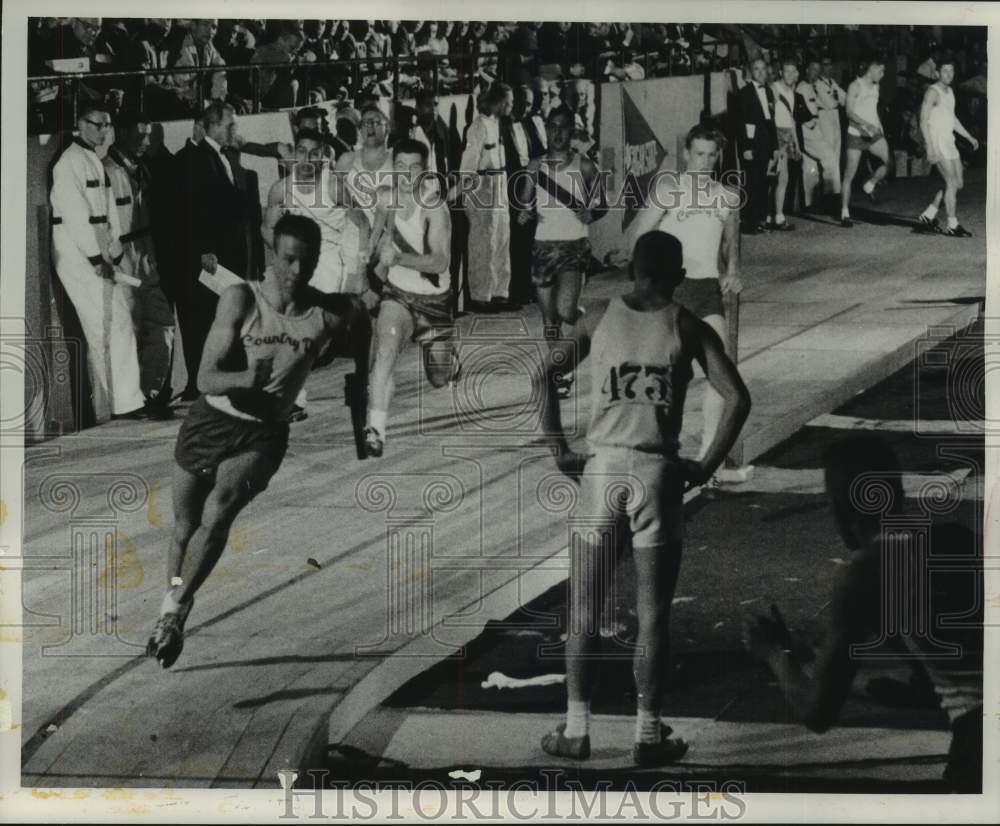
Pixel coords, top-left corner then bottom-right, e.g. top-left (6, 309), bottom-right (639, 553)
top-left (517, 209), bottom-right (535, 226)
top-left (201, 253), bottom-right (219, 274)
top-left (742, 149), bottom-right (753, 161)
top-left (969, 136), bottom-right (980, 152)
top-left (555, 448), bottom-right (591, 482)
top-left (380, 243), bottom-right (399, 268)
top-left (96, 261), bottom-right (115, 280)
top-left (720, 272), bottom-right (743, 294)
top-left (681, 458), bottom-right (708, 492)
top-left (360, 288), bottom-right (380, 312)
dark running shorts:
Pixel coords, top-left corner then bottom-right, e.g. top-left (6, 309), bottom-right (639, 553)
top-left (174, 396), bottom-right (289, 487)
top-left (381, 282), bottom-right (454, 343)
top-left (847, 131), bottom-right (883, 152)
top-left (943, 705), bottom-right (983, 792)
top-left (531, 238), bottom-right (591, 287)
top-left (673, 278), bottom-right (724, 319)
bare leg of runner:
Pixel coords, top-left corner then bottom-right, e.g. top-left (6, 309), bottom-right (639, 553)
top-left (366, 300), bottom-right (414, 448)
top-left (840, 149), bottom-right (862, 221)
top-left (697, 314), bottom-right (728, 463)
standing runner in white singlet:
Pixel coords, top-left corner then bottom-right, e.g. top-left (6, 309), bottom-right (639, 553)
top-left (335, 105), bottom-right (395, 253)
top-left (264, 129), bottom-right (376, 421)
top-left (627, 125), bottom-right (741, 481)
top-left (916, 56), bottom-right (980, 238)
top-left (535, 230), bottom-right (750, 764)
top-left (146, 215), bottom-right (371, 668)
top-left (840, 56), bottom-right (890, 228)
top-left (518, 106), bottom-right (607, 397)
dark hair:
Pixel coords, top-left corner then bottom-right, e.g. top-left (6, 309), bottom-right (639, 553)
top-left (360, 104), bottom-right (387, 123)
top-left (392, 138), bottom-right (429, 165)
top-left (295, 127), bottom-right (325, 146)
top-left (200, 101), bottom-right (235, 129)
top-left (336, 119), bottom-right (358, 147)
top-left (273, 213), bottom-right (321, 269)
top-left (937, 52), bottom-right (958, 71)
top-left (295, 106), bottom-right (327, 126)
top-left (114, 110), bottom-right (151, 134)
top-left (545, 105), bottom-right (574, 125)
top-left (781, 56), bottom-right (799, 70)
top-left (685, 124), bottom-right (725, 152)
top-left (822, 435), bottom-right (905, 545)
top-left (78, 100), bottom-right (111, 121)
top-left (415, 88), bottom-right (437, 105)
top-left (632, 231), bottom-right (683, 281)
top-left (485, 82), bottom-right (513, 107)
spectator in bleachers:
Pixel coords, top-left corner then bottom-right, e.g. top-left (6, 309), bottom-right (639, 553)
top-left (330, 21), bottom-right (358, 61)
top-left (31, 17), bottom-right (123, 132)
top-left (252, 20), bottom-right (305, 110)
top-left (164, 19), bottom-right (228, 114)
top-left (476, 23), bottom-right (501, 79)
top-left (104, 111), bottom-right (177, 414)
top-left (502, 85), bottom-right (536, 307)
top-left (449, 22), bottom-right (477, 59)
top-left (301, 19), bottom-right (333, 62)
top-left (49, 100), bottom-right (148, 422)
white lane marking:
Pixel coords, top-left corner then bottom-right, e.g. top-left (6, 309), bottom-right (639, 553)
top-left (809, 413), bottom-right (984, 434)
top-left (723, 466), bottom-right (975, 499)
top-left (481, 672), bottom-right (565, 690)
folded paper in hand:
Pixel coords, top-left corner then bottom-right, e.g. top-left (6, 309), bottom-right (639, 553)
top-left (198, 266), bottom-right (244, 295)
top-left (113, 270), bottom-right (142, 288)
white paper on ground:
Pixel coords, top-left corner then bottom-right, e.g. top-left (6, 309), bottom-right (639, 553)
top-left (198, 265), bottom-right (244, 295)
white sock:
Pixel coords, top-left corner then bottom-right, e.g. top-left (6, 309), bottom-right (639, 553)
top-left (160, 588), bottom-right (182, 616)
top-left (841, 207), bottom-right (851, 218)
top-left (921, 204), bottom-right (939, 220)
top-left (947, 216), bottom-right (959, 229)
top-left (564, 700), bottom-right (590, 738)
top-left (775, 213), bottom-right (786, 225)
top-left (368, 409), bottom-right (387, 438)
top-left (635, 708), bottom-right (662, 744)
top-left (862, 179), bottom-right (875, 194)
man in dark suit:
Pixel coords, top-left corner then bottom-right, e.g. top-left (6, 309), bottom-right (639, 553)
top-left (174, 102), bottom-right (256, 399)
top-left (738, 57), bottom-right (779, 234)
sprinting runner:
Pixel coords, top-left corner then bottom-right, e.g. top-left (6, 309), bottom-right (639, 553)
top-left (518, 106), bottom-right (606, 398)
top-left (916, 56), bottom-right (980, 237)
top-left (335, 104), bottom-right (395, 244)
top-left (537, 230), bottom-right (750, 764)
top-left (146, 214), bottom-right (371, 668)
top-left (363, 138), bottom-right (459, 458)
top-left (627, 125), bottom-right (742, 481)
top-left (743, 434), bottom-right (983, 792)
top-left (840, 56), bottom-right (889, 228)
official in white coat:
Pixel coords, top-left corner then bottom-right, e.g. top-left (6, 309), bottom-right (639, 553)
top-left (49, 102), bottom-right (147, 421)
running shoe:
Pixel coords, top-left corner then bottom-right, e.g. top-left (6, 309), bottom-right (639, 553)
top-left (941, 224), bottom-right (972, 238)
top-left (146, 598), bottom-right (194, 669)
top-left (541, 723), bottom-right (591, 760)
top-left (772, 221), bottom-right (795, 231)
top-left (633, 723), bottom-right (689, 767)
top-left (916, 214), bottom-right (940, 233)
top-left (840, 217), bottom-right (854, 228)
top-left (363, 426), bottom-right (384, 458)
top-left (287, 404), bottom-right (308, 423)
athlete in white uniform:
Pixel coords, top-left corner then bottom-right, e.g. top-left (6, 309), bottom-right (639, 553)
top-left (146, 214), bottom-right (371, 668)
top-left (264, 129), bottom-right (374, 420)
top-left (518, 106), bottom-right (607, 397)
top-left (334, 105), bottom-right (394, 252)
top-left (363, 138), bottom-right (458, 458)
top-left (743, 435), bottom-right (983, 792)
top-left (840, 56), bottom-right (889, 227)
top-left (627, 125), bottom-right (742, 476)
top-left (916, 57), bottom-right (980, 238)
top-left (536, 230), bottom-right (750, 764)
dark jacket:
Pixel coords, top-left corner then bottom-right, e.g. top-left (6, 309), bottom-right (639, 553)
top-left (737, 80), bottom-right (778, 154)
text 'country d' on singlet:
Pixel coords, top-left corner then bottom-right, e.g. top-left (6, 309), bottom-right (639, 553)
top-left (587, 299), bottom-right (693, 456)
top-left (206, 281), bottom-right (333, 422)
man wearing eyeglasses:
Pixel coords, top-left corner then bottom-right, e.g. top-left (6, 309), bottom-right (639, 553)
top-left (49, 101), bottom-right (149, 422)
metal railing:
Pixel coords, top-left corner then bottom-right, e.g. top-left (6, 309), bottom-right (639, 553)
top-left (27, 40), bottom-right (746, 133)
